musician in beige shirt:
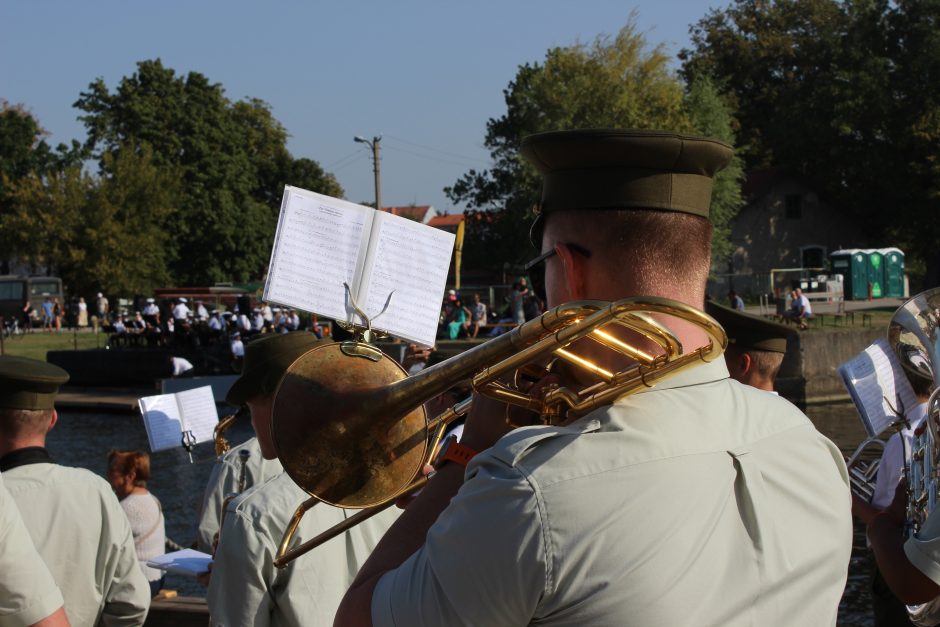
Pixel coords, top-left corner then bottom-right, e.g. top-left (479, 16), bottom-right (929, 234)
top-left (336, 129), bottom-right (852, 626)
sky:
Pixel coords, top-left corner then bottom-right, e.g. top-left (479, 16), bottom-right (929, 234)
top-left (1, 1), bottom-right (717, 213)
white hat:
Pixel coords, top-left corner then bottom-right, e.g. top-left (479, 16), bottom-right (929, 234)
top-left (179, 297), bottom-right (188, 303)
top-left (146, 297), bottom-right (155, 303)
top-left (447, 289), bottom-right (456, 296)
top-left (97, 292), bottom-right (103, 298)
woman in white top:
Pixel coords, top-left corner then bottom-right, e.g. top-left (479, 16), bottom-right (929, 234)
top-left (107, 450), bottom-right (166, 597)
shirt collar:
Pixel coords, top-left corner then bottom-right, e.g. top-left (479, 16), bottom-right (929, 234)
top-left (0, 446), bottom-right (53, 472)
top-left (632, 356), bottom-right (730, 394)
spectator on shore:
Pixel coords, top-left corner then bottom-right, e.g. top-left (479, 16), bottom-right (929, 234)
top-left (77, 296), bottom-right (89, 327)
top-left (469, 293), bottom-right (487, 338)
top-left (107, 450), bottom-right (166, 598)
top-left (96, 292), bottom-right (109, 322)
top-left (729, 290), bottom-right (745, 311)
top-left (41, 297), bottom-right (54, 332)
top-left (170, 356), bottom-right (194, 377)
top-left (783, 288), bottom-right (813, 330)
top-left (510, 279), bottom-right (528, 325)
top-left (52, 298), bottom-right (62, 333)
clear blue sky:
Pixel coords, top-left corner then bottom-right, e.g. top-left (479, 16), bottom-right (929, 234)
top-left (1, 1), bottom-right (716, 212)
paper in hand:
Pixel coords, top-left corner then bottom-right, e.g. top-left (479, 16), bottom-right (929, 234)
top-left (147, 549), bottom-right (212, 577)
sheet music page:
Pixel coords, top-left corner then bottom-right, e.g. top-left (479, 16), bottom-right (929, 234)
top-left (357, 211), bottom-right (455, 347)
top-left (147, 549), bottom-right (212, 576)
top-left (264, 186), bottom-right (374, 322)
top-left (838, 338), bottom-right (918, 437)
top-left (174, 386), bottom-right (219, 445)
top-left (138, 394), bottom-right (184, 453)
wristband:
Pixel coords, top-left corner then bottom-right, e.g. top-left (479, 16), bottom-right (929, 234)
top-left (433, 434), bottom-right (478, 468)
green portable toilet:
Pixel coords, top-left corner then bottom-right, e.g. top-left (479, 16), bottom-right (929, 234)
top-left (880, 247), bottom-right (905, 298)
top-left (866, 249), bottom-right (885, 298)
top-left (830, 249), bottom-right (869, 300)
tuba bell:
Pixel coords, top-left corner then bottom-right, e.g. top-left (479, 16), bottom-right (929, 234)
top-left (890, 288), bottom-right (940, 536)
top-left (269, 296), bottom-right (727, 567)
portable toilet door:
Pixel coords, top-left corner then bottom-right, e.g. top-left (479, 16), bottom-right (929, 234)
top-left (866, 249), bottom-right (885, 298)
top-left (881, 247), bottom-right (905, 298)
top-left (830, 249), bottom-right (869, 300)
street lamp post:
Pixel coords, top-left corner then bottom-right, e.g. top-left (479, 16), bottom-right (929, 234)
top-left (354, 135), bottom-right (382, 211)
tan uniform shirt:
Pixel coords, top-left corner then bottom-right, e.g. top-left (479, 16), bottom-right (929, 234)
top-left (4, 460), bottom-right (151, 627)
top-left (208, 472), bottom-right (399, 627)
top-left (0, 472), bottom-right (64, 627)
top-left (373, 359), bottom-right (852, 626)
top-left (196, 436), bottom-right (283, 553)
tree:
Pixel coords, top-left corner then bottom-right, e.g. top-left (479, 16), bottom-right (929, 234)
top-left (447, 17), bottom-right (741, 274)
top-left (680, 0), bottom-right (940, 287)
top-left (74, 59), bottom-right (343, 285)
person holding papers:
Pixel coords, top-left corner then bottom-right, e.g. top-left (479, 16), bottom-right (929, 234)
top-left (207, 333), bottom-right (400, 627)
top-left (107, 450), bottom-right (166, 597)
top-left (0, 356), bottom-right (150, 627)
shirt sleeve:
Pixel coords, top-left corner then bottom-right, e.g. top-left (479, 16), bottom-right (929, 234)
top-left (208, 506), bottom-right (274, 627)
top-left (0, 476), bottom-right (64, 627)
top-left (371, 456), bottom-right (548, 627)
top-left (197, 459), bottom-right (237, 553)
top-left (97, 489), bottom-right (152, 627)
top-left (871, 432), bottom-right (905, 510)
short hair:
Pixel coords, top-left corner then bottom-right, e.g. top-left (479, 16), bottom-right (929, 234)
top-left (108, 450), bottom-right (151, 486)
top-left (726, 345), bottom-right (785, 381)
top-left (0, 408), bottom-right (53, 440)
top-left (543, 209), bottom-right (712, 298)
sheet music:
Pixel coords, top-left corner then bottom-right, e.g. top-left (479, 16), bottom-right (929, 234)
top-left (358, 211), bottom-right (456, 347)
top-left (147, 549), bottom-right (212, 576)
top-left (264, 187), bottom-right (373, 322)
top-left (174, 386), bottom-right (219, 445)
top-left (838, 338), bottom-right (918, 437)
top-left (138, 394), bottom-right (184, 453)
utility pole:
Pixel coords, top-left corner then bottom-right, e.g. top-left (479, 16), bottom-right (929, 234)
top-left (354, 135), bottom-right (382, 211)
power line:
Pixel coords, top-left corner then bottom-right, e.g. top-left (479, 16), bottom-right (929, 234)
top-left (383, 144), bottom-right (487, 170)
top-left (330, 152), bottom-right (369, 174)
top-left (384, 134), bottom-right (489, 166)
top-left (325, 147), bottom-right (370, 170)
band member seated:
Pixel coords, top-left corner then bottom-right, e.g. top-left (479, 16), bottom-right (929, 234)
top-left (0, 356), bottom-right (150, 626)
top-left (207, 332), bottom-right (400, 627)
top-left (335, 129), bottom-right (852, 626)
top-left (704, 300), bottom-right (795, 393)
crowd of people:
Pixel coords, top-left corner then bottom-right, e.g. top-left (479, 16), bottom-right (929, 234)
top-left (3, 128), bottom-right (934, 627)
top-left (437, 281), bottom-right (545, 341)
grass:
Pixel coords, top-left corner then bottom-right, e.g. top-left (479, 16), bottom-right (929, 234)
top-left (0, 329), bottom-right (107, 361)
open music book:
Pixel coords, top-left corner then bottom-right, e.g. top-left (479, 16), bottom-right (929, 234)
top-left (138, 386), bottom-right (219, 453)
top-left (147, 549), bottom-right (212, 577)
top-left (839, 338), bottom-right (918, 437)
top-left (263, 186), bottom-right (456, 347)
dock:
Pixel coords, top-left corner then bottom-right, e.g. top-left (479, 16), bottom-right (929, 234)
top-left (54, 386), bottom-right (153, 412)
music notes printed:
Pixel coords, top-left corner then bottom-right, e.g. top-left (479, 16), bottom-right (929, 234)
top-left (838, 338), bottom-right (919, 437)
top-left (138, 386), bottom-right (220, 455)
top-left (263, 186), bottom-right (456, 347)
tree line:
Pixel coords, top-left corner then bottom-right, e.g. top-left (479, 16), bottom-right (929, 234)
top-left (0, 59), bottom-right (342, 298)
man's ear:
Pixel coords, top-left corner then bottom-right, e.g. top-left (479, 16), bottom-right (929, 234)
top-left (46, 409), bottom-right (58, 434)
top-left (555, 243), bottom-right (588, 301)
top-left (738, 352), bottom-right (754, 377)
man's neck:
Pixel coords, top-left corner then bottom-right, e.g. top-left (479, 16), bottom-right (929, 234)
top-left (0, 436), bottom-right (47, 458)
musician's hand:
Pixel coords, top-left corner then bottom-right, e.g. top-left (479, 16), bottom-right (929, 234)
top-left (196, 562), bottom-right (212, 587)
top-left (852, 491), bottom-right (880, 525)
top-left (395, 464), bottom-right (434, 509)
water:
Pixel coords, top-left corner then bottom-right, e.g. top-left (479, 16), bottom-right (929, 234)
top-left (47, 409), bottom-right (256, 597)
top-left (49, 403), bottom-right (878, 622)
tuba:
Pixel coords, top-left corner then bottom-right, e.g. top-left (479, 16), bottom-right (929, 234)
top-left (890, 288), bottom-right (940, 536)
top-left (269, 296), bottom-right (727, 567)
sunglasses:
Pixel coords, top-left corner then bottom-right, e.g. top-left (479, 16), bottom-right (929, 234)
top-left (524, 243), bottom-right (592, 302)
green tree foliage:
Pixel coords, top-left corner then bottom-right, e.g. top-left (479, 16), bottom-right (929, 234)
top-left (446, 17), bottom-right (742, 274)
top-left (681, 0), bottom-right (940, 287)
top-left (74, 59), bottom-right (342, 286)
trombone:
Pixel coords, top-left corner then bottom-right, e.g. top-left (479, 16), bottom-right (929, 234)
top-left (270, 296), bottom-right (727, 567)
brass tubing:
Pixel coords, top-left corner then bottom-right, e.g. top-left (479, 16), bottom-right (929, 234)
top-left (274, 474), bottom-right (431, 568)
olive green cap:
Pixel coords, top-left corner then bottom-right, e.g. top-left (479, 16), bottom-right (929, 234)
top-left (521, 129), bottom-right (734, 246)
top-left (705, 301), bottom-right (795, 354)
top-left (226, 332), bottom-right (328, 405)
top-left (0, 356), bottom-right (69, 410)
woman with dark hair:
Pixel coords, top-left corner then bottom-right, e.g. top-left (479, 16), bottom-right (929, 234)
top-left (107, 450), bottom-right (166, 597)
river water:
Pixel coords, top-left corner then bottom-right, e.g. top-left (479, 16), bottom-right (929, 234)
top-left (50, 402), bottom-right (876, 623)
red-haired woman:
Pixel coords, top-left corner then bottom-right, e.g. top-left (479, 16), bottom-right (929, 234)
top-left (107, 450), bottom-right (166, 597)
